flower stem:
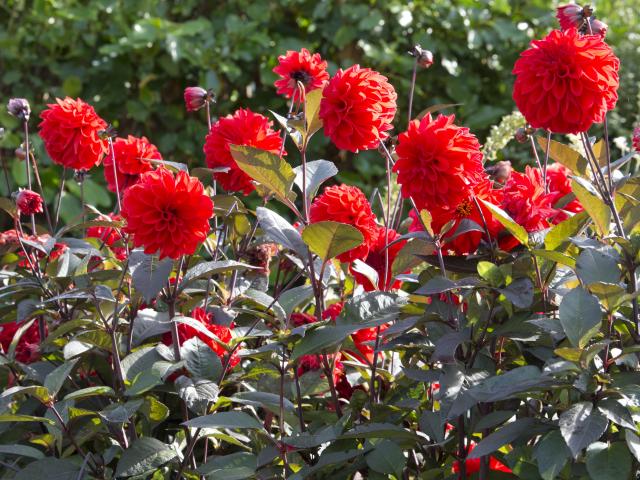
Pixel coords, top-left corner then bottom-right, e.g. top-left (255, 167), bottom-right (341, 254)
top-left (407, 57), bottom-right (418, 124)
top-left (54, 167), bottom-right (67, 231)
top-left (28, 151), bottom-right (53, 233)
top-left (107, 137), bottom-right (122, 213)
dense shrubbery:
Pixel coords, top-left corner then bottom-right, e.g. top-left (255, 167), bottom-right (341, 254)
top-left (2, 2), bottom-right (640, 479)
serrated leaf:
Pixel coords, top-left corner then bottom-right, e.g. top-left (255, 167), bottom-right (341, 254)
top-left (302, 221), bottom-right (363, 261)
top-left (230, 145), bottom-right (296, 201)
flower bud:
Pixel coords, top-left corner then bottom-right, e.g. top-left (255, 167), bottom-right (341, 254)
top-left (7, 98), bottom-right (31, 122)
top-left (492, 160), bottom-right (513, 184)
top-left (74, 169), bottom-right (88, 183)
top-left (14, 189), bottom-right (43, 216)
top-left (184, 86), bottom-right (215, 112)
top-left (588, 18), bottom-right (607, 37)
top-left (556, 4), bottom-right (585, 30)
top-left (514, 127), bottom-right (529, 143)
top-left (98, 124), bottom-right (117, 140)
top-left (410, 45), bottom-right (434, 69)
top-left (15, 147), bottom-right (27, 161)
top-left (633, 126), bottom-right (640, 153)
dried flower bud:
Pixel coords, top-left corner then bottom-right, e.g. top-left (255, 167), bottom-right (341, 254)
top-left (410, 45), bottom-right (434, 69)
top-left (14, 189), bottom-right (43, 216)
top-left (15, 146), bottom-right (27, 161)
top-left (184, 86), bottom-right (215, 112)
top-left (491, 160), bottom-right (513, 184)
top-left (556, 4), bottom-right (586, 30)
top-left (514, 127), bottom-right (529, 143)
top-left (7, 98), bottom-right (31, 122)
top-left (98, 124), bottom-right (118, 140)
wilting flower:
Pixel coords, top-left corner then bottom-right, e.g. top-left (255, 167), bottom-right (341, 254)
top-left (87, 213), bottom-right (126, 260)
top-left (487, 160), bottom-right (513, 184)
top-left (633, 126), bottom-right (640, 153)
top-left (15, 189), bottom-right (43, 216)
top-left (309, 184), bottom-right (378, 263)
top-left (273, 48), bottom-right (329, 100)
top-left (501, 166), bottom-right (557, 250)
top-left (39, 97), bottom-right (108, 170)
top-left (111, 135), bottom-right (161, 175)
top-left (121, 168), bottom-right (213, 259)
top-left (162, 307), bottom-right (239, 368)
top-left (350, 226), bottom-right (406, 291)
top-left (0, 320), bottom-right (44, 363)
top-left (512, 28), bottom-right (619, 134)
top-left (184, 86), bottom-right (214, 112)
top-left (452, 441), bottom-right (512, 476)
top-left (394, 113), bottom-right (486, 212)
top-left (546, 162), bottom-right (583, 221)
top-left (7, 98), bottom-right (31, 122)
top-left (320, 65), bottom-right (397, 152)
top-left (556, 4), bottom-right (607, 37)
top-left (203, 108), bottom-right (284, 195)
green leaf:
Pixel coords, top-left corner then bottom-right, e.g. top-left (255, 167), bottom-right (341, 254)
top-left (499, 277), bottom-right (534, 308)
top-left (293, 159), bottom-right (337, 203)
top-left (14, 458), bottom-right (80, 480)
top-left (559, 287), bottom-right (602, 348)
top-left (414, 276), bottom-right (479, 295)
top-left (481, 199), bottom-right (529, 247)
top-left (0, 414), bottom-right (55, 425)
top-left (302, 221), bottom-right (363, 261)
top-left (572, 179), bottom-right (611, 237)
top-left (0, 197), bottom-right (17, 219)
top-left (533, 430), bottom-right (571, 480)
top-left (585, 442), bottom-right (632, 480)
top-left (128, 250), bottom-right (174, 303)
top-left (131, 309), bottom-right (171, 346)
top-left (0, 444), bottom-right (44, 459)
top-left (230, 144), bottom-right (296, 201)
top-left (545, 210), bottom-right (589, 251)
top-left (63, 386), bottom-right (115, 402)
top-left (559, 402), bottom-right (608, 458)
top-left (467, 418), bottom-right (536, 459)
top-left (182, 337), bottom-right (223, 381)
top-left (278, 285), bottom-right (315, 317)
top-left (537, 137), bottom-right (588, 176)
top-left (532, 249), bottom-right (576, 269)
top-left (576, 249), bottom-right (621, 285)
top-left (179, 260), bottom-right (256, 291)
top-left (8, 318), bottom-right (36, 360)
top-left (197, 452), bottom-right (257, 479)
top-left (477, 261), bottom-right (505, 286)
top-left (625, 430), bottom-right (640, 462)
top-left (290, 324), bottom-right (356, 361)
top-left (231, 391), bottom-right (296, 414)
top-left (304, 88), bottom-right (324, 138)
top-left (115, 437), bottom-right (178, 478)
top-left (44, 358), bottom-right (79, 398)
top-left (256, 207), bottom-right (308, 258)
top-left (366, 440), bottom-right (405, 476)
top-left (338, 291), bottom-right (408, 327)
top-left (340, 423), bottom-right (419, 441)
top-left (597, 399), bottom-right (636, 430)
top-left (1, 385), bottom-right (52, 404)
top-left (175, 376), bottom-right (220, 415)
top-left (183, 411), bottom-right (263, 429)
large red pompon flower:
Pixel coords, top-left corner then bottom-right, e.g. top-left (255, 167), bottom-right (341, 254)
top-left (350, 226), bottom-right (406, 291)
top-left (203, 108), bottom-right (284, 195)
top-left (320, 65), bottom-right (397, 152)
top-left (393, 113), bottom-right (486, 212)
top-left (121, 168), bottom-right (213, 259)
top-left (273, 48), bottom-right (329, 100)
top-left (512, 28), bottom-right (619, 134)
top-left (309, 184), bottom-right (378, 263)
top-left (112, 135), bottom-right (162, 175)
top-left (38, 97), bottom-right (108, 170)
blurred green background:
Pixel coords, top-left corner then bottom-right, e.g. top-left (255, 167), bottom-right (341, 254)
top-left (1, 0), bottom-right (639, 224)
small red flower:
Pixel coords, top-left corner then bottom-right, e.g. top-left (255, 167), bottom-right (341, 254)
top-left (452, 441), bottom-right (512, 476)
top-left (121, 168), bottom-right (213, 259)
top-left (87, 213), bottom-right (126, 260)
top-left (350, 324), bottom-right (389, 364)
top-left (393, 113), bottom-right (486, 212)
top-left (15, 189), bottom-right (43, 216)
top-left (291, 312), bottom-right (317, 327)
top-left (15, 233), bottom-right (67, 267)
top-left (273, 48), bottom-right (329, 100)
top-left (322, 302), bottom-right (344, 321)
top-left (183, 86), bottom-right (209, 112)
top-left (546, 162), bottom-right (583, 222)
top-left (320, 65), bottom-right (397, 152)
top-left (501, 166), bottom-right (557, 250)
top-left (112, 135), bottom-right (161, 175)
top-left (38, 97), bottom-right (108, 170)
top-left (633, 126), bottom-right (640, 153)
top-left (203, 108), bottom-right (284, 195)
top-left (0, 320), bottom-right (44, 364)
top-left (309, 184), bottom-right (378, 263)
top-left (513, 28), bottom-right (619, 134)
top-left (350, 226), bottom-right (406, 291)
top-left (162, 307), bottom-right (239, 368)
top-left (297, 352), bottom-right (344, 385)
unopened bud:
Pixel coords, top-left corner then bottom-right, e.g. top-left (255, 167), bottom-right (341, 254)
top-left (410, 45), bottom-right (434, 69)
top-left (184, 86), bottom-right (215, 112)
top-left (74, 169), bottom-right (88, 183)
top-left (515, 127), bottom-right (529, 143)
top-left (15, 147), bottom-right (27, 161)
top-left (7, 98), bottom-right (31, 122)
top-left (493, 160), bottom-right (513, 183)
top-left (98, 124), bottom-right (117, 140)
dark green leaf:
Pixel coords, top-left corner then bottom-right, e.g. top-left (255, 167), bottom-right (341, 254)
top-left (585, 442), bottom-right (632, 480)
top-left (533, 430), bottom-right (571, 480)
top-left (44, 358), bottom-right (79, 398)
top-left (366, 440), bottom-right (405, 476)
top-left (467, 418), bottom-right (536, 459)
top-left (256, 207), bottom-right (308, 257)
top-left (302, 221), bottom-right (363, 261)
top-left (115, 437), bottom-right (178, 477)
top-left (198, 452), bottom-right (257, 479)
top-left (293, 159), bottom-right (337, 203)
top-left (183, 411), bottom-right (263, 430)
top-left (559, 402), bottom-right (608, 458)
top-left (576, 249), bottom-right (621, 285)
top-left (128, 250), bottom-right (174, 303)
top-left (559, 287), bottom-right (602, 348)
top-left (182, 337), bottom-right (223, 381)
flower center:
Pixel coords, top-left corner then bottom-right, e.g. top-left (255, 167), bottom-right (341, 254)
top-left (455, 199), bottom-right (473, 217)
top-left (160, 206), bottom-right (178, 224)
top-left (290, 70), bottom-right (312, 85)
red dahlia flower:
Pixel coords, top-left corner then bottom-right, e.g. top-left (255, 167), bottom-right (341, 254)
top-left (322, 302), bottom-right (344, 321)
top-left (162, 307), bottom-right (239, 368)
top-left (501, 166), bottom-right (557, 250)
top-left (546, 162), bottom-right (583, 221)
top-left (351, 226), bottom-right (406, 291)
top-left (512, 28), bottom-right (619, 134)
top-left (393, 113), bottom-right (486, 212)
top-left (0, 320), bottom-right (44, 364)
top-left (203, 108), bottom-right (284, 195)
top-left (350, 324), bottom-right (389, 364)
top-left (452, 441), bottom-right (512, 476)
top-left (39, 97), bottom-right (108, 170)
top-left (87, 213), bottom-right (126, 260)
top-left (633, 126), bottom-right (640, 153)
top-left (121, 168), bottom-right (213, 259)
top-left (273, 48), bottom-right (329, 100)
top-left (319, 65), bottom-right (397, 152)
top-left (309, 184), bottom-right (378, 263)
top-left (15, 189), bottom-right (43, 216)
top-left (297, 352), bottom-right (344, 385)
top-left (291, 312), bottom-right (317, 327)
top-left (112, 135), bottom-right (161, 175)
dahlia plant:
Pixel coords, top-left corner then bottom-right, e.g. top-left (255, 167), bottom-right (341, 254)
top-left (2, 3), bottom-right (640, 479)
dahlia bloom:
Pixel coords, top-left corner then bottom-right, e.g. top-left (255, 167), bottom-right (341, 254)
top-left (112, 135), bottom-right (161, 175)
top-left (309, 184), bottom-right (378, 263)
top-left (393, 113), bottom-right (486, 212)
top-left (546, 162), bottom-right (583, 221)
top-left (350, 226), bottom-right (406, 291)
top-left (121, 168), bottom-right (214, 259)
top-left (322, 302), bottom-right (344, 321)
top-left (162, 307), bottom-right (239, 368)
top-left (87, 213), bottom-right (126, 260)
top-left (15, 189), bottom-right (43, 216)
top-left (183, 86), bottom-right (209, 112)
top-left (452, 441), bottom-right (512, 475)
top-left (273, 48), bottom-right (329, 100)
top-left (350, 324), bottom-right (389, 364)
top-left (39, 97), bottom-right (108, 170)
top-left (0, 320), bottom-right (43, 364)
top-left (633, 126), bottom-right (640, 153)
top-left (297, 353), bottom-right (344, 385)
top-left (512, 28), bottom-right (619, 134)
top-left (501, 167), bottom-right (557, 249)
top-left (291, 312), bottom-right (317, 327)
top-left (319, 65), bottom-right (397, 152)
top-left (203, 108), bottom-right (284, 195)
